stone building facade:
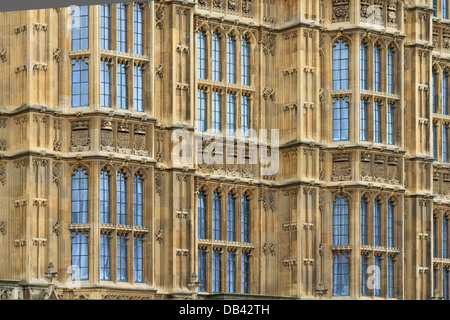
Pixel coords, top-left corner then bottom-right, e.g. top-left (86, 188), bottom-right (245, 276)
top-left (0, 0), bottom-right (448, 300)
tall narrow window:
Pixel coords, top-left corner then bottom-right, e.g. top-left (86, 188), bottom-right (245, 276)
top-left (71, 6), bottom-right (89, 50)
top-left (197, 89), bottom-right (207, 132)
top-left (434, 0), bottom-right (438, 17)
top-left (360, 42), bottom-right (368, 90)
top-left (361, 254), bottom-right (369, 296)
top-left (133, 173), bottom-right (144, 227)
top-left (444, 268), bottom-right (449, 300)
top-left (227, 93), bottom-right (236, 135)
top-left (444, 216), bottom-right (449, 259)
top-left (374, 199), bottom-right (382, 246)
top-left (71, 232), bottom-right (89, 280)
top-left (117, 3), bottom-right (127, 52)
top-left (133, 3), bottom-right (144, 55)
top-left (374, 256), bottom-right (382, 296)
top-left (100, 169), bottom-right (111, 224)
top-left (72, 58), bottom-right (89, 107)
top-left (134, 235), bottom-right (144, 283)
top-left (444, 0), bottom-right (449, 19)
top-left (213, 249), bottom-right (222, 293)
top-left (388, 257), bottom-right (395, 298)
top-left (242, 252), bottom-right (250, 294)
top-left (71, 167), bottom-right (88, 224)
top-left (374, 45), bottom-right (382, 92)
top-left (242, 194), bottom-right (251, 243)
top-left (333, 39), bottom-right (349, 90)
top-left (198, 249), bottom-right (207, 292)
top-left (212, 91), bottom-right (221, 133)
top-left (387, 104), bottom-right (395, 145)
top-left (333, 195), bottom-right (349, 245)
top-left (433, 71), bottom-right (438, 113)
top-left (100, 233), bottom-right (111, 280)
top-left (117, 171), bottom-right (128, 225)
top-left (117, 235), bottom-right (128, 282)
top-left (227, 194), bottom-right (236, 242)
top-left (434, 267), bottom-right (438, 296)
top-left (433, 124), bottom-right (438, 160)
top-left (198, 190), bottom-right (207, 239)
top-left (361, 198), bottom-right (368, 245)
top-left (444, 72), bottom-right (449, 115)
top-left (227, 35), bottom-right (236, 84)
top-left (387, 47), bottom-right (395, 94)
top-left (134, 66), bottom-right (144, 112)
top-left (117, 63), bottom-right (128, 110)
top-left (213, 192), bottom-right (222, 240)
top-left (242, 95), bottom-right (251, 138)
top-left (100, 4), bottom-right (111, 50)
top-left (197, 30), bottom-right (207, 79)
top-left (332, 97), bottom-right (350, 141)
top-left (444, 124), bottom-right (449, 162)
top-left (227, 252), bottom-right (236, 293)
top-left (333, 253), bottom-right (350, 296)
top-left (212, 33), bottom-right (222, 81)
top-left (100, 60), bottom-right (111, 107)
top-left (434, 215), bottom-right (438, 258)
top-left (374, 101), bottom-right (382, 143)
top-left (360, 99), bottom-right (368, 141)
top-left (387, 201), bottom-right (395, 248)
top-left (241, 37), bottom-right (251, 86)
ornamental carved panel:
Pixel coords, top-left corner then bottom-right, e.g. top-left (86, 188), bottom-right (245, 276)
top-left (333, 0), bottom-right (350, 23)
top-left (70, 121), bottom-right (90, 152)
top-left (332, 153), bottom-right (351, 181)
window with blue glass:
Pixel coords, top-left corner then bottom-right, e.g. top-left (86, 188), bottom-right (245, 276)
top-left (198, 190), bottom-right (207, 239)
top-left (361, 254), bottom-right (369, 296)
top-left (71, 5), bottom-right (89, 50)
top-left (434, 267), bottom-right (438, 296)
top-left (443, 124), bottom-right (449, 162)
top-left (387, 47), bottom-right (395, 94)
top-left (134, 235), bottom-right (144, 282)
top-left (227, 251), bottom-right (236, 293)
top-left (242, 252), bottom-right (250, 294)
top-left (360, 42), bottom-right (368, 90)
top-left (100, 233), bottom-right (111, 280)
top-left (133, 173), bottom-right (144, 227)
top-left (387, 201), bottom-right (395, 248)
top-left (374, 45), bottom-right (382, 92)
top-left (133, 3), bottom-right (144, 55)
top-left (227, 194), bottom-right (236, 242)
top-left (242, 95), bottom-right (251, 138)
top-left (374, 101), bottom-right (382, 143)
top-left (100, 4), bottom-right (110, 50)
top-left (332, 97), bottom-right (349, 141)
top-left (71, 167), bottom-right (88, 224)
top-left (198, 249), bottom-right (207, 292)
top-left (434, 215), bottom-right (438, 258)
top-left (333, 253), bottom-right (350, 296)
top-left (197, 89), bottom-right (207, 132)
top-left (360, 99), bottom-right (368, 141)
top-left (117, 63), bottom-right (128, 110)
top-left (213, 249), bottom-right (222, 293)
top-left (213, 192), bottom-right (222, 240)
top-left (443, 72), bottom-right (449, 115)
top-left (72, 58), bottom-right (89, 107)
top-left (134, 66), bottom-right (144, 112)
top-left (227, 93), bottom-right (236, 135)
top-left (374, 256), bottom-right (382, 296)
top-left (117, 170), bottom-right (128, 225)
top-left (433, 124), bottom-right (438, 160)
top-left (444, 268), bottom-right (449, 300)
top-left (212, 33), bottom-right (222, 81)
top-left (100, 60), bottom-right (111, 107)
top-left (71, 231), bottom-right (89, 280)
top-left (444, 0), bottom-right (449, 19)
top-left (374, 199), bottom-right (382, 246)
top-left (388, 257), bottom-right (395, 298)
top-left (117, 3), bottom-right (127, 52)
top-left (361, 197), bottom-right (368, 245)
top-left (212, 90), bottom-right (221, 133)
top-left (332, 39), bottom-right (349, 90)
top-left (333, 195), bottom-right (349, 245)
top-left (242, 37), bottom-right (251, 86)
top-left (198, 30), bottom-right (207, 79)
top-left (433, 71), bottom-right (438, 113)
top-left (434, 0), bottom-right (438, 17)
top-left (100, 169), bottom-right (111, 224)
top-left (227, 35), bottom-right (236, 84)
top-left (387, 104), bottom-right (395, 145)
top-left (242, 194), bottom-right (251, 243)
top-left (117, 235), bottom-right (128, 281)
top-left (444, 216), bottom-right (449, 259)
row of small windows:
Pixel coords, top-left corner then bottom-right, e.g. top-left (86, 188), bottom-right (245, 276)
top-left (198, 249), bottom-right (251, 294)
top-left (72, 4), bottom-right (145, 54)
top-left (197, 30), bottom-right (251, 86)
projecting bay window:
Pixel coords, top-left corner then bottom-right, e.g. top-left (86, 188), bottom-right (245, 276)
top-left (133, 3), bottom-right (144, 55)
top-left (71, 231), bottom-right (89, 281)
top-left (71, 5), bottom-right (89, 51)
top-left (72, 58), bottom-right (89, 108)
top-left (100, 4), bottom-right (111, 50)
top-left (100, 233), bottom-right (111, 280)
top-left (117, 3), bottom-right (128, 52)
top-left (100, 60), bottom-right (112, 107)
top-left (332, 97), bottom-right (349, 141)
top-left (333, 195), bottom-right (349, 245)
top-left (333, 39), bottom-right (349, 91)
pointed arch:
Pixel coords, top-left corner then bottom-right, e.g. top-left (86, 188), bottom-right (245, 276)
top-left (241, 29), bottom-right (257, 45)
